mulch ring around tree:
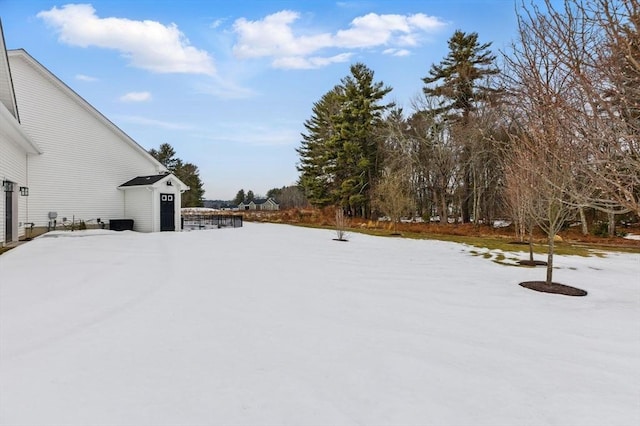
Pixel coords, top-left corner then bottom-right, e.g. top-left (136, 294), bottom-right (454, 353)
top-left (519, 281), bottom-right (588, 297)
top-left (518, 260), bottom-right (548, 266)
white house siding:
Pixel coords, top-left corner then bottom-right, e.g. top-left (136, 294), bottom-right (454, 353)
top-left (7, 50), bottom-right (165, 228)
top-left (0, 137), bottom-right (26, 243)
top-left (122, 188), bottom-right (153, 233)
top-left (260, 200), bottom-right (279, 211)
top-left (0, 102), bottom-right (38, 244)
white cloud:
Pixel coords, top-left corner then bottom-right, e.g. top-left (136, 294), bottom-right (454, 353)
top-left (210, 18), bottom-right (225, 29)
top-left (231, 10), bottom-right (446, 69)
top-left (233, 11), bottom-right (332, 59)
top-left (334, 13), bottom-right (410, 48)
top-left (382, 48), bottom-right (411, 57)
top-left (195, 122), bottom-right (299, 147)
top-left (193, 79), bottom-right (257, 100)
top-left (117, 115), bottom-right (192, 130)
top-left (37, 4), bottom-right (216, 75)
top-left (119, 91), bottom-right (152, 102)
top-left (272, 53), bottom-right (352, 70)
top-left (75, 73), bottom-right (98, 82)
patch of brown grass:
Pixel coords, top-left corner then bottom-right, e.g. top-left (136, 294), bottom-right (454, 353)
top-left (244, 208), bottom-right (640, 252)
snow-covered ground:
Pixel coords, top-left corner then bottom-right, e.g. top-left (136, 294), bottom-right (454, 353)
top-left (0, 223), bottom-right (638, 426)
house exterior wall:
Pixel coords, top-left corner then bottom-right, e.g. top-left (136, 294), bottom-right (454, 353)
top-left (0, 103), bottom-right (35, 245)
top-left (0, 138), bottom-right (26, 243)
top-left (260, 199), bottom-right (279, 211)
top-left (122, 187), bottom-right (153, 233)
top-left (7, 51), bottom-right (165, 229)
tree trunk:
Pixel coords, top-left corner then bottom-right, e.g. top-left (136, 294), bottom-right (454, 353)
top-left (529, 226), bottom-right (534, 262)
top-left (461, 146), bottom-right (472, 224)
top-left (438, 190), bottom-right (447, 224)
top-left (519, 220), bottom-right (526, 243)
top-left (462, 177), bottom-right (471, 223)
top-left (472, 173), bottom-right (480, 225)
top-left (608, 211), bottom-right (615, 237)
top-left (579, 206), bottom-right (589, 236)
top-left (546, 234), bottom-right (555, 286)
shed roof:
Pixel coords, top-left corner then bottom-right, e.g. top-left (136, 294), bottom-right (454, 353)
top-left (119, 174), bottom-right (170, 187)
top-left (119, 173), bottom-right (190, 191)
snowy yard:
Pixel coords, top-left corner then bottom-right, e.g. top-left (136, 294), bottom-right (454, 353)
top-left (0, 223), bottom-right (638, 426)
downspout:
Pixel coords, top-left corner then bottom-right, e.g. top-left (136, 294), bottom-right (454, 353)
top-left (148, 187), bottom-right (156, 232)
top-left (25, 153), bottom-right (28, 225)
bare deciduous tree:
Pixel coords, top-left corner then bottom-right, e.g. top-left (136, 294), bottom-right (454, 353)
top-left (584, 0), bottom-right (640, 215)
top-left (374, 110), bottom-right (416, 233)
top-left (521, 0), bottom-right (639, 219)
top-left (334, 208), bottom-right (349, 241)
top-left (372, 171), bottom-right (415, 234)
top-left (407, 99), bottom-right (460, 224)
top-left (504, 0), bottom-right (583, 285)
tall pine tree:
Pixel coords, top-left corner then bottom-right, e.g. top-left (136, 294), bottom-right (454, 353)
top-left (336, 63), bottom-right (393, 215)
top-left (297, 63), bottom-right (393, 216)
top-left (422, 30), bottom-right (500, 222)
top-left (296, 86), bottom-right (343, 208)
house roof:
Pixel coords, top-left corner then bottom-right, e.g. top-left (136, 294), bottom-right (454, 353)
top-left (0, 20), bottom-right (19, 121)
top-left (119, 173), bottom-right (190, 190)
top-left (6, 48), bottom-right (166, 174)
top-left (254, 198), bottom-right (278, 205)
top-left (0, 96), bottom-right (41, 154)
top-left (0, 22), bottom-right (41, 155)
top-left (237, 198), bottom-right (279, 206)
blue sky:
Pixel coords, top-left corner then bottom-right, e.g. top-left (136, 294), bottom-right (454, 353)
top-left (1, 0), bottom-right (525, 200)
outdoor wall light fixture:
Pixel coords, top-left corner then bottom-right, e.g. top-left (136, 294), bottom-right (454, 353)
top-left (2, 180), bottom-right (14, 192)
top-left (166, 181), bottom-right (173, 186)
top-left (19, 186), bottom-right (29, 196)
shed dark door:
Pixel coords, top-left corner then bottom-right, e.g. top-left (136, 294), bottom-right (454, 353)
top-left (5, 185), bottom-right (13, 242)
top-left (160, 193), bottom-right (175, 231)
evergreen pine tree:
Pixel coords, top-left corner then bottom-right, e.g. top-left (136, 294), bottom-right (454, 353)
top-left (297, 87), bottom-right (343, 208)
top-left (422, 30), bottom-right (500, 222)
top-left (297, 63), bottom-right (393, 216)
top-left (233, 189), bottom-right (246, 205)
top-left (335, 63), bottom-right (393, 215)
top-left (149, 143), bottom-right (205, 207)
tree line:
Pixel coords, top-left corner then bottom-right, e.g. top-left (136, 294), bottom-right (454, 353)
top-left (149, 143), bottom-right (205, 207)
top-left (297, 0), bottom-right (639, 233)
top-left (232, 186), bottom-right (308, 209)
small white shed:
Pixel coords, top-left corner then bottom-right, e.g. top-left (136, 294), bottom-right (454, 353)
top-left (118, 174), bottom-right (189, 232)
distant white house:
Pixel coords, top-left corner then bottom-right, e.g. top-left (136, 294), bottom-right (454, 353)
top-left (237, 197), bottom-right (280, 211)
top-left (0, 22), bottom-right (189, 245)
